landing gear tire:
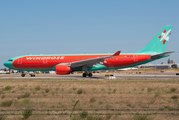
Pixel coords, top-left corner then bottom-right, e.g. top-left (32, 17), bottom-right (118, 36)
top-left (88, 73), bottom-right (93, 77)
top-left (82, 72), bottom-right (92, 77)
top-left (83, 73), bottom-right (87, 77)
top-left (31, 74), bottom-right (35, 77)
top-left (21, 74), bottom-right (25, 77)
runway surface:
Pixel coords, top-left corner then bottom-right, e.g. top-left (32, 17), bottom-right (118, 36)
top-left (0, 73), bottom-right (179, 79)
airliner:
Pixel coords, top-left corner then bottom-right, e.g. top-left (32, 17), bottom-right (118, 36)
top-left (4, 26), bottom-right (174, 77)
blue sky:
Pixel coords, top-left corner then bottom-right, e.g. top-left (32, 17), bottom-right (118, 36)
top-left (0, 0), bottom-right (179, 68)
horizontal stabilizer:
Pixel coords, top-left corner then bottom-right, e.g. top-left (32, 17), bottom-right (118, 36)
top-left (151, 51), bottom-right (174, 59)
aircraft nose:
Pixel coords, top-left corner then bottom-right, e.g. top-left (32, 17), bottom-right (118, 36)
top-left (4, 62), bottom-right (8, 67)
top-left (4, 62), bottom-right (12, 68)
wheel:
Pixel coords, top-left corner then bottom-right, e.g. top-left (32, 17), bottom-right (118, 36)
top-left (31, 74), bottom-right (35, 77)
top-left (88, 73), bottom-right (92, 77)
top-left (82, 73), bottom-right (87, 77)
top-left (21, 74), bottom-right (25, 77)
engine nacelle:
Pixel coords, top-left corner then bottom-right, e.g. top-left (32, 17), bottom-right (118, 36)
top-left (56, 65), bottom-right (72, 75)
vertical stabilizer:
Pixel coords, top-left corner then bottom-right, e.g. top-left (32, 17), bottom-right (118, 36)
top-left (137, 26), bottom-right (173, 54)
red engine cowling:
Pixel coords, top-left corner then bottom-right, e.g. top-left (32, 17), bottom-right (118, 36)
top-left (56, 65), bottom-right (72, 75)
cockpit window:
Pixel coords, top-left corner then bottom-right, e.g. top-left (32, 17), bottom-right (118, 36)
top-left (8, 59), bottom-right (13, 61)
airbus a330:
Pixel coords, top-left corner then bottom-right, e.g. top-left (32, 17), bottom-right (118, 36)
top-left (4, 26), bottom-right (173, 77)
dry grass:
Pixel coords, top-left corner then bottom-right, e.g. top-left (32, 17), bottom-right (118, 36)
top-left (0, 78), bottom-right (179, 119)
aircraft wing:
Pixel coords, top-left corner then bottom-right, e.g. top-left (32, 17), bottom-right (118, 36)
top-left (151, 51), bottom-right (174, 59)
top-left (70, 51), bottom-right (121, 68)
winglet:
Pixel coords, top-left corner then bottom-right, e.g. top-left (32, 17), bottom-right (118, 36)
top-left (113, 51), bottom-right (121, 56)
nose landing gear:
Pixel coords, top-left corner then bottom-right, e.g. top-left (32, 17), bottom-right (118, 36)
top-left (21, 71), bottom-right (26, 77)
top-left (21, 74), bottom-right (25, 77)
top-left (30, 74), bottom-right (35, 77)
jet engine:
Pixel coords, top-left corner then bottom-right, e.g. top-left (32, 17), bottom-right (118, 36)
top-left (56, 65), bottom-right (72, 75)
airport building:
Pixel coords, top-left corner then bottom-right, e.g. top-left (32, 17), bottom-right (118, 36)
top-left (137, 59), bottom-right (179, 69)
top-left (168, 59), bottom-right (177, 64)
top-left (138, 64), bottom-right (171, 69)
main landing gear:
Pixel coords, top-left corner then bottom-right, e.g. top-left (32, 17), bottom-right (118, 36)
top-left (21, 72), bottom-right (35, 77)
top-left (82, 72), bottom-right (93, 77)
top-left (82, 66), bottom-right (93, 77)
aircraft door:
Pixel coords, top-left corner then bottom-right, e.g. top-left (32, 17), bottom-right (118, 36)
top-left (18, 58), bottom-right (22, 64)
top-left (133, 55), bottom-right (138, 62)
top-left (43, 57), bottom-right (47, 64)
